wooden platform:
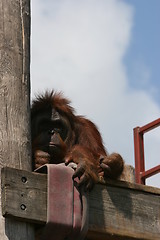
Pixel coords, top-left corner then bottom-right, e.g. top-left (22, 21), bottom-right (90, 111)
top-left (1, 167), bottom-right (160, 240)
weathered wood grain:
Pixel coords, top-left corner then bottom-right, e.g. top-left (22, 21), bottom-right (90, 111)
top-left (2, 167), bottom-right (160, 240)
top-left (0, 0), bottom-right (34, 239)
top-left (88, 183), bottom-right (160, 240)
top-left (1, 167), bottom-right (47, 224)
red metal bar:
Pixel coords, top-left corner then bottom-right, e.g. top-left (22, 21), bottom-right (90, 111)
top-left (141, 165), bottom-right (160, 180)
top-left (134, 127), bottom-right (145, 184)
top-left (139, 118), bottom-right (160, 134)
top-left (134, 118), bottom-right (160, 185)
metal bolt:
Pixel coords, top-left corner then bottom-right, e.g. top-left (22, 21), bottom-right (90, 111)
top-left (21, 176), bottom-right (27, 183)
top-left (20, 204), bottom-right (26, 211)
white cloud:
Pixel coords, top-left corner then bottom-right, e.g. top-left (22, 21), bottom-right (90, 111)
top-left (31, 0), bottom-right (160, 187)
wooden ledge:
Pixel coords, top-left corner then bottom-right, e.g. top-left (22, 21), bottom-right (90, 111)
top-left (1, 167), bottom-right (160, 240)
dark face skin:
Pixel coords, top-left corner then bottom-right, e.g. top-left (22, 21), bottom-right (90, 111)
top-left (32, 108), bottom-right (72, 168)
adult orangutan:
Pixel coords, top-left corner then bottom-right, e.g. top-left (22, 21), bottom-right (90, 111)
top-left (31, 90), bottom-right (124, 190)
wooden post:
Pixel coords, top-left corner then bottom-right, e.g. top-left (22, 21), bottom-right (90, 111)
top-left (0, 0), bottom-right (34, 239)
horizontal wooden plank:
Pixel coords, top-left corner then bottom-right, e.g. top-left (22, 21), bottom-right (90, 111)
top-left (88, 184), bottom-right (160, 240)
top-left (1, 167), bottom-right (47, 224)
top-left (1, 167), bottom-right (160, 240)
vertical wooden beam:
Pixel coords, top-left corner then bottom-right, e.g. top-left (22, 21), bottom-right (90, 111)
top-left (0, 0), bottom-right (34, 239)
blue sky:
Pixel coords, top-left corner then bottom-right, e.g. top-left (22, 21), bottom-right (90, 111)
top-left (124, 0), bottom-right (160, 103)
top-left (31, 0), bottom-right (160, 187)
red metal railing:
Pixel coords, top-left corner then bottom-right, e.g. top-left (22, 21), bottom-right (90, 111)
top-left (134, 118), bottom-right (160, 184)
